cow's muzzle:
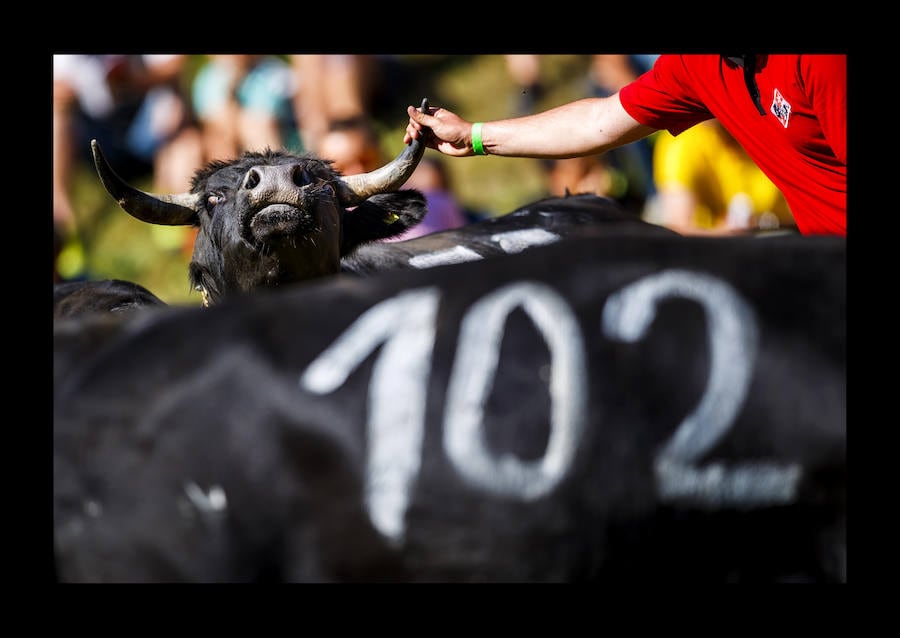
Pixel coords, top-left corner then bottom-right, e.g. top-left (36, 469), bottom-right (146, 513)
top-left (248, 203), bottom-right (316, 244)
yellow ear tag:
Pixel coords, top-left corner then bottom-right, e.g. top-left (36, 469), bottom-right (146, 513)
top-left (384, 212), bottom-right (400, 224)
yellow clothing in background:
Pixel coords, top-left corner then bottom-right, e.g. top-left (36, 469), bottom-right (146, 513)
top-left (653, 120), bottom-right (794, 230)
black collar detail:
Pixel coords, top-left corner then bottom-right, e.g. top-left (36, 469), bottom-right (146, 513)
top-left (725, 54), bottom-right (767, 116)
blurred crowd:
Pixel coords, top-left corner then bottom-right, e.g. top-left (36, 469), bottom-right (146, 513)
top-left (53, 54), bottom-right (795, 284)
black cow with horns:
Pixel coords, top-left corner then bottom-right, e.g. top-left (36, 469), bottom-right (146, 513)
top-left (89, 100), bottom-right (432, 307)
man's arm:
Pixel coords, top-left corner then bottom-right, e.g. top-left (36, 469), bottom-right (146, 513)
top-left (404, 94), bottom-right (657, 159)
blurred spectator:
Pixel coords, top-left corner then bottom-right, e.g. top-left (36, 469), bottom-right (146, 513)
top-left (590, 54), bottom-right (660, 95)
top-left (544, 156), bottom-right (627, 200)
top-left (317, 115), bottom-right (385, 175)
top-left (191, 54), bottom-right (300, 160)
top-left (291, 55), bottom-right (381, 153)
top-left (505, 54), bottom-right (543, 115)
top-left (650, 119), bottom-right (795, 235)
top-left (53, 54), bottom-right (202, 281)
top-left (588, 55), bottom-right (660, 215)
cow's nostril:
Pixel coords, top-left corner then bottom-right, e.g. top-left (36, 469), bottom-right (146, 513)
top-left (243, 169), bottom-right (261, 190)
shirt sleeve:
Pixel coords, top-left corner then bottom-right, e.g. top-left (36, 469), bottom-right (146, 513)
top-left (618, 54), bottom-right (713, 136)
top-left (801, 54), bottom-right (846, 165)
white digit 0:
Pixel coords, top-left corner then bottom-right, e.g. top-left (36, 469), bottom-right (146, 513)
top-left (444, 281), bottom-right (587, 499)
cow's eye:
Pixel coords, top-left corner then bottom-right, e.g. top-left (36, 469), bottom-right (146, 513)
top-left (206, 194), bottom-right (221, 211)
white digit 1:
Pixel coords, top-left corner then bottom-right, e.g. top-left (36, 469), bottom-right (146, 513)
top-left (602, 269), bottom-right (801, 507)
top-left (444, 281), bottom-right (587, 499)
top-left (299, 287), bottom-right (440, 544)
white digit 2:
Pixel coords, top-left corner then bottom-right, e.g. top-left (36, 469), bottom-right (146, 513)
top-left (602, 269), bottom-right (801, 507)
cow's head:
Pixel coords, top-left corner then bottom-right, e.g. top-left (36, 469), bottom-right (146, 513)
top-left (91, 127), bottom-right (427, 305)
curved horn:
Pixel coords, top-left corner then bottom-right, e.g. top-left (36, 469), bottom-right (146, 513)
top-left (91, 139), bottom-right (202, 226)
top-left (334, 98), bottom-right (430, 207)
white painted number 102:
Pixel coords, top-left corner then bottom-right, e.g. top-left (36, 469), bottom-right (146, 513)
top-left (300, 269), bottom-right (800, 544)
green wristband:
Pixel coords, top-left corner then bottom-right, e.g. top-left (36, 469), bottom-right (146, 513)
top-left (471, 122), bottom-right (486, 155)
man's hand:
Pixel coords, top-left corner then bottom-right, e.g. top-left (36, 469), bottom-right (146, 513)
top-left (404, 104), bottom-right (476, 157)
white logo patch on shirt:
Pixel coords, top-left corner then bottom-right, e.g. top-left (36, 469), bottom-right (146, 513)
top-left (771, 88), bottom-right (791, 128)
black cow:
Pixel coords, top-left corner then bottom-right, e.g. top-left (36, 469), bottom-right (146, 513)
top-left (342, 192), bottom-right (678, 274)
top-left (90, 106), bottom-right (428, 306)
top-left (54, 232), bottom-right (845, 582)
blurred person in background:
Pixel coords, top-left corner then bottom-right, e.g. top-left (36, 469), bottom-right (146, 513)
top-left (317, 114), bottom-right (386, 175)
top-left (543, 155), bottom-right (626, 201)
top-left (505, 54), bottom-right (543, 116)
top-left (191, 54), bottom-right (300, 160)
top-left (650, 119), bottom-right (795, 235)
top-left (588, 54), bottom-right (659, 215)
top-left (53, 54), bottom-right (202, 282)
top-left (291, 55), bottom-right (381, 154)
top-left (405, 54), bottom-right (846, 236)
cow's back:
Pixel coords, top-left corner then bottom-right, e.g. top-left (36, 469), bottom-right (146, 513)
top-left (54, 279), bottom-right (166, 321)
top-left (54, 233), bottom-right (845, 582)
top-left (342, 193), bottom-right (677, 274)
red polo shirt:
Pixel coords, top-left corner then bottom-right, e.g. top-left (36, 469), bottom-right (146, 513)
top-left (619, 54), bottom-right (846, 235)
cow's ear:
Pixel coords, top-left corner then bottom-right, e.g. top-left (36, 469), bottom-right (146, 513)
top-left (340, 191), bottom-right (427, 254)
